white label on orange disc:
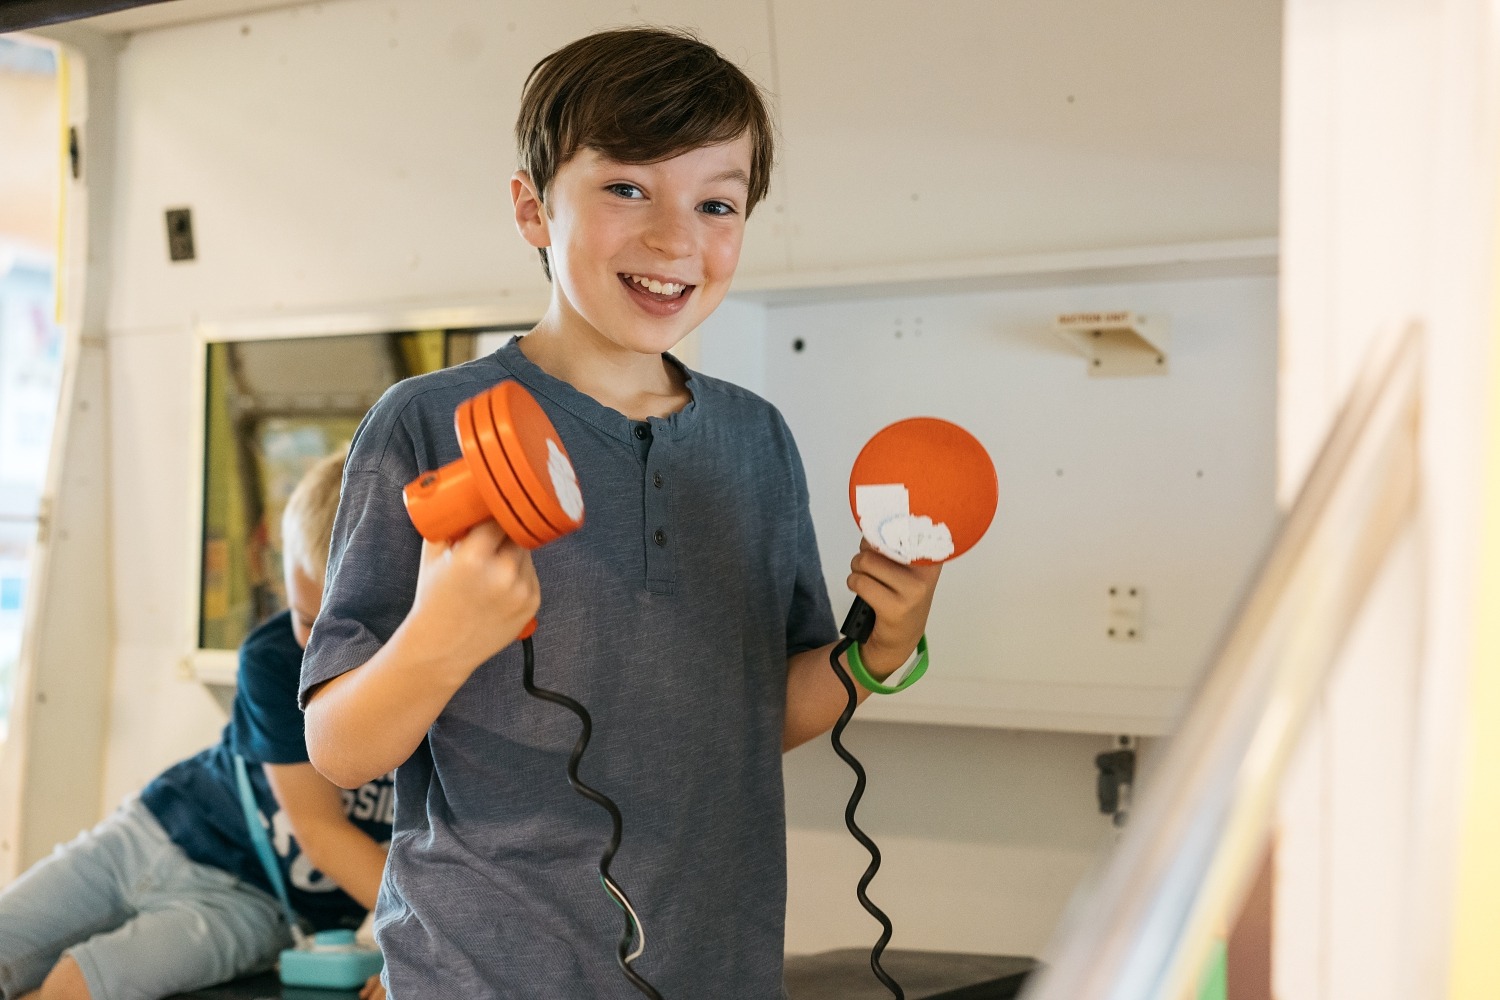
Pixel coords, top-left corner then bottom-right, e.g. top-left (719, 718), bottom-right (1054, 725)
top-left (855, 484), bottom-right (954, 564)
top-left (547, 439), bottom-right (584, 522)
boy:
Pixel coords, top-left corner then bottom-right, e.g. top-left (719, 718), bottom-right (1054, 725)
top-left (0, 446), bottom-right (392, 1000)
top-left (302, 27), bottom-right (941, 998)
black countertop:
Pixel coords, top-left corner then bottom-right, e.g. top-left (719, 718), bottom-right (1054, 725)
top-left (170, 950), bottom-right (1037, 999)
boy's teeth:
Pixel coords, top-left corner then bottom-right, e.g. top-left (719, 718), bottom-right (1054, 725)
top-left (629, 274), bottom-right (685, 296)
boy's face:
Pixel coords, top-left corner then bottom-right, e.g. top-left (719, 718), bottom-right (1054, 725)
top-left (512, 136), bottom-right (753, 357)
top-left (285, 563), bottom-right (323, 649)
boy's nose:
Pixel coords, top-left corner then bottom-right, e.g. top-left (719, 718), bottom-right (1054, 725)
top-left (642, 209), bottom-right (695, 259)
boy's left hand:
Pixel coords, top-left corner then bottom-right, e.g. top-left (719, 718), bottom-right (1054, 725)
top-left (846, 539), bottom-right (943, 678)
top-left (360, 973), bottom-right (386, 1000)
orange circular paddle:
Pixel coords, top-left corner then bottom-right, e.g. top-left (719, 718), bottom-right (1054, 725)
top-left (837, 416), bottom-right (997, 692)
top-left (847, 417), bottom-right (997, 566)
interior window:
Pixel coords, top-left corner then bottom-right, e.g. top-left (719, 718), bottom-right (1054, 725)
top-left (0, 36), bottom-right (64, 740)
top-left (198, 328), bottom-right (519, 651)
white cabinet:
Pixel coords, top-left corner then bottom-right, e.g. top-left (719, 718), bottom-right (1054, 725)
top-left (702, 240), bottom-right (1280, 735)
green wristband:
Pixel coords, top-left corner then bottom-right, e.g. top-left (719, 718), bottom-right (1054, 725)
top-left (846, 635), bottom-right (929, 694)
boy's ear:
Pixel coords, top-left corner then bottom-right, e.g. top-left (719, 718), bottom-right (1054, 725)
top-left (511, 171), bottom-right (550, 250)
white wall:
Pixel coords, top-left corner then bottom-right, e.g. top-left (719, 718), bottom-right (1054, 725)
top-left (55, 0), bottom-right (1282, 960)
top-left (784, 724), bottom-right (1135, 958)
top-left (101, 0), bottom-right (1280, 333)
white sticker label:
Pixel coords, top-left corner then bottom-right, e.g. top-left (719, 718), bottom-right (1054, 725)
top-left (547, 439), bottom-right (584, 522)
top-left (854, 483), bottom-right (954, 564)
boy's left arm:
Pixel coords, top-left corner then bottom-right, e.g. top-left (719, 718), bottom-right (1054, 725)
top-left (783, 540), bottom-right (942, 751)
top-left (262, 763), bottom-right (389, 911)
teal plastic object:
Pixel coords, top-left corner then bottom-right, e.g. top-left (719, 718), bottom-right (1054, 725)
top-left (279, 930), bottom-right (384, 989)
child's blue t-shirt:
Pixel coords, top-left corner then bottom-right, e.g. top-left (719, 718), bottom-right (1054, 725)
top-left (140, 610), bottom-right (393, 931)
top-left (300, 338), bottom-right (839, 997)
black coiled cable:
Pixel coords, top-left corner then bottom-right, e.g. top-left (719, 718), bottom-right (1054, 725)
top-left (520, 637), bottom-right (664, 999)
top-left (828, 636), bottom-right (905, 1000)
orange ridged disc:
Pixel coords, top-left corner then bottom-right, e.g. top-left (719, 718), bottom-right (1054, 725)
top-left (472, 388), bottom-right (559, 545)
top-left (490, 380), bottom-right (585, 535)
top-left (456, 396), bottom-right (543, 549)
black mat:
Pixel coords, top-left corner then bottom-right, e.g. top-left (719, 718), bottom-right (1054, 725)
top-left (167, 972), bottom-right (357, 1000)
top-left (785, 949), bottom-right (1037, 1000)
top-left (173, 949), bottom-right (1036, 999)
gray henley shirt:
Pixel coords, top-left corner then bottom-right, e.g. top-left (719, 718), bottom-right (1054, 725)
top-left (300, 337), bottom-right (838, 998)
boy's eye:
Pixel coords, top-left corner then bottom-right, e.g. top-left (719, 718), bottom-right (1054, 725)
top-left (607, 183), bottom-right (644, 199)
top-left (700, 200), bottom-right (738, 217)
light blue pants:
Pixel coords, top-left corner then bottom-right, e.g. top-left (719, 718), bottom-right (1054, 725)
top-left (0, 798), bottom-right (291, 1000)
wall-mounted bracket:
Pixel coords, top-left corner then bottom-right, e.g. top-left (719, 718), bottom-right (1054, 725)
top-left (1054, 311), bottom-right (1170, 377)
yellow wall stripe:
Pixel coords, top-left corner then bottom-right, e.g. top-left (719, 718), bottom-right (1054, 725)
top-left (1446, 169), bottom-right (1500, 999)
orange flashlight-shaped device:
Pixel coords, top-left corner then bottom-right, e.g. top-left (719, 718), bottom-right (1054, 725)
top-left (402, 380), bottom-right (585, 639)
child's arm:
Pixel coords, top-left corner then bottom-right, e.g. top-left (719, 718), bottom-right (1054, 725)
top-left (262, 762), bottom-right (388, 909)
top-left (305, 521), bottom-right (540, 788)
top-left (783, 540), bottom-right (942, 750)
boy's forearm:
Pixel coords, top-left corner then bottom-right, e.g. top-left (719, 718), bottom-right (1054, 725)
top-left (784, 639), bottom-right (917, 751)
top-left (784, 547), bottom-right (943, 750)
top-left (293, 818), bottom-right (389, 911)
top-left (305, 623), bottom-right (476, 788)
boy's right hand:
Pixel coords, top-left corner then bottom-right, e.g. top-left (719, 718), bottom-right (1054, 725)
top-left (406, 520), bottom-right (541, 676)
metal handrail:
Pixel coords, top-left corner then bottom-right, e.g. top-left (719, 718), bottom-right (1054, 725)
top-left (1021, 325), bottom-right (1423, 1000)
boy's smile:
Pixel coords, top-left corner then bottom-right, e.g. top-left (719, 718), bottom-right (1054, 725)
top-left (618, 272), bottom-right (693, 315)
top-left (513, 137), bottom-right (753, 367)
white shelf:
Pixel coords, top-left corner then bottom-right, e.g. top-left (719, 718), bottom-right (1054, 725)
top-left (192, 294), bottom-right (549, 345)
top-left (180, 240), bottom-right (1277, 344)
top-left (731, 238), bottom-right (1278, 305)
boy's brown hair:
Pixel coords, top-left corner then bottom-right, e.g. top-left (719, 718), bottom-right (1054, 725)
top-left (515, 27), bottom-right (775, 278)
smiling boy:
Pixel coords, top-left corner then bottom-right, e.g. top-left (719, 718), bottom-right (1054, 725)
top-left (301, 27), bottom-right (941, 998)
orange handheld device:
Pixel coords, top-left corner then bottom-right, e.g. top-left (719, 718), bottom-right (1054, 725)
top-left (402, 380), bottom-right (585, 638)
top-left (832, 417), bottom-right (998, 1000)
top-left (841, 416), bottom-right (998, 688)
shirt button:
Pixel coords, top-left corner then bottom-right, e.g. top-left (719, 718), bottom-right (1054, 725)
top-left (653, 528), bottom-right (667, 546)
top-left (633, 424), bottom-right (649, 440)
top-left (653, 472), bottom-right (663, 489)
